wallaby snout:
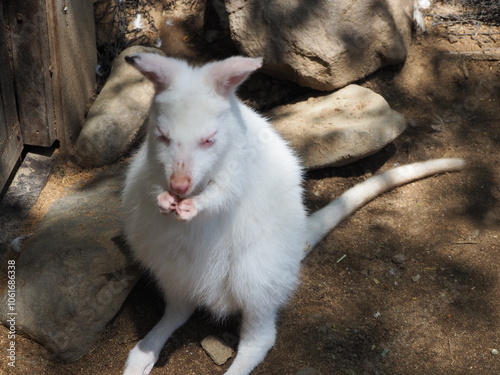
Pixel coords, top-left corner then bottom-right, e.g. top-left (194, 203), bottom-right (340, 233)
top-left (169, 173), bottom-right (191, 196)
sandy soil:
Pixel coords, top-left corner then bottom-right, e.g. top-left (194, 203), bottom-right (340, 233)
top-left (0, 2), bottom-right (499, 375)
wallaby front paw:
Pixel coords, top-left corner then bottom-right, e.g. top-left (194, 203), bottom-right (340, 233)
top-left (175, 198), bottom-right (198, 221)
top-left (157, 191), bottom-right (179, 215)
top-left (123, 345), bottom-right (156, 375)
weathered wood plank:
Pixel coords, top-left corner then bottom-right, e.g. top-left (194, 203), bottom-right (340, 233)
top-left (3, 0), bottom-right (56, 147)
top-left (0, 2), bottom-right (23, 193)
top-left (0, 126), bottom-right (23, 195)
top-left (0, 2), bottom-right (19, 142)
top-left (46, 0), bottom-right (97, 151)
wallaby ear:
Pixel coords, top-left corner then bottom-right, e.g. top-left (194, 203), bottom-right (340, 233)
top-left (208, 56), bottom-right (263, 98)
top-left (125, 53), bottom-right (183, 92)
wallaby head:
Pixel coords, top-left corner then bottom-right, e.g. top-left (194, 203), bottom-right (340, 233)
top-left (125, 54), bottom-right (263, 197)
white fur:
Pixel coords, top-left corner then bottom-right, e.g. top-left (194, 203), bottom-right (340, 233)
top-left (10, 235), bottom-right (28, 253)
top-left (121, 54), bottom-right (464, 375)
top-left (413, 0), bottom-right (432, 32)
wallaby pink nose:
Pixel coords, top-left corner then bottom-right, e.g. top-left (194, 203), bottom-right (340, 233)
top-left (170, 175), bottom-right (191, 196)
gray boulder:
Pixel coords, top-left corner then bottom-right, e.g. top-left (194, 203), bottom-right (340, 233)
top-left (226, 0), bottom-right (414, 90)
top-left (75, 46), bottom-right (162, 167)
top-left (268, 85), bottom-right (407, 169)
top-left (0, 163), bottom-right (140, 362)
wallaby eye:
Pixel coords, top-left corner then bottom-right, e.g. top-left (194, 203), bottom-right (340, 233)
top-left (201, 138), bottom-right (215, 147)
top-left (156, 126), bottom-right (171, 145)
top-left (200, 132), bottom-right (217, 148)
top-left (158, 134), bottom-right (171, 145)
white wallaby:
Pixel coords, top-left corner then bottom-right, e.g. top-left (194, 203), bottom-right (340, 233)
top-left (121, 53), bottom-right (465, 375)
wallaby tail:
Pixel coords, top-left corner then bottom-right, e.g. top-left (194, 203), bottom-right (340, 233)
top-left (303, 158), bottom-right (466, 258)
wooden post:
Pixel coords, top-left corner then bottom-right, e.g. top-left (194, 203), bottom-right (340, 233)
top-left (46, 0), bottom-right (97, 152)
top-left (0, 3), bottom-right (23, 192)
top-left (2, 0), bottom-right (96, 152)
top-left (3, 0), bottom-right (55, 147)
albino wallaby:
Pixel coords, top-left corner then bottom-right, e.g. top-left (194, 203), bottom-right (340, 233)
top-left (121, 54), bottom-right (465, 375)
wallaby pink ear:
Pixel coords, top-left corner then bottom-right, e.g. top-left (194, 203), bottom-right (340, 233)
top-left (125, 53), bottom-right (183, 92)
top-left (208, 56), bottom-right (263, 98)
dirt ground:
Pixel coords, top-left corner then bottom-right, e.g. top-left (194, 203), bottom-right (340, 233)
top-left (1, 2), bottom-right (499, 375)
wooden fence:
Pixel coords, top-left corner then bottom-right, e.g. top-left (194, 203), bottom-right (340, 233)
top-left (0, 0), bottom-right (96, 192)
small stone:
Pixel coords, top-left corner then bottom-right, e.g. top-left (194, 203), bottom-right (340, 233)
top-left (387, 267), bottom-right (400, 276)
top-left (448, 34), bottom-right (459, 44)
top-left (392, 253), bottom-right (407, 264)
top-left (201, 335), bottom-right (234, 366)
top-left (411, 274), bottom-right (421, 282)
top-left (491, 349), bottom-right (499, 356)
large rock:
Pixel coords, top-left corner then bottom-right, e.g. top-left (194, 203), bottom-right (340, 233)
top-left (75, 46), bottom-right (163, 167)
top-left (226, 0), bottom-right (414, 90)
top-left (0, 163), bottom-right (140, 362)
top-left (268, 85), bottom-right (407, 169)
